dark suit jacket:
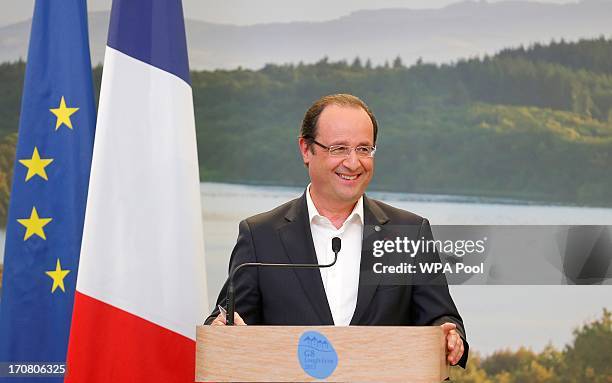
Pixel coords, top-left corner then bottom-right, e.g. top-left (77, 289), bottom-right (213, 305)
top-left (206, 192), bottom-right (469, 368)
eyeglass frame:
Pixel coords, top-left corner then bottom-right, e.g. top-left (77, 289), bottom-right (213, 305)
top-left (302, 136), bottom-right (377, 158)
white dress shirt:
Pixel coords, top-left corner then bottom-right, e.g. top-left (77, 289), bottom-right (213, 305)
top-left (306, 185), bottom-right (363, 326)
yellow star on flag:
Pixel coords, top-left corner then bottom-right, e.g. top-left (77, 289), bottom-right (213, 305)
top-left (49, 96), bottom-right (79, 130)
top-left (18, 147), bottom-right (54, 181)
top-left (45, 259), bottom-right (71, 293)
top-left (17, 207), bottom-right (52, 241)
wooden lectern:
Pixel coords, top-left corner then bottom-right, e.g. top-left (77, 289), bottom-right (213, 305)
top-left (195, 326), bottom-right (449, 382)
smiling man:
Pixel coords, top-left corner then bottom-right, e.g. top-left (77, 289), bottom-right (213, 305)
top-left (205, 94), bottom-right (468, 368)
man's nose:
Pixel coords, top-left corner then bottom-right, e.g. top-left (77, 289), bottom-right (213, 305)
top-left (342, 150), bottom-right (361, 170)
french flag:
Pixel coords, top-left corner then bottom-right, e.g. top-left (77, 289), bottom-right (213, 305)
top-left (65, 0), bottom-right (208, 381)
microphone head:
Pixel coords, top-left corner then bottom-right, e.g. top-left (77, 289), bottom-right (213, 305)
top-left (332, 237), bottom-right (341, 253)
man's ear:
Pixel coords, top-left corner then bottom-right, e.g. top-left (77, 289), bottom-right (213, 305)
top-left (298, 137), bottom-right (312, 167)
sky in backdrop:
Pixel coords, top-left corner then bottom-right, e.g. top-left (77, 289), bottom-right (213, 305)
top-left (2, 0), bottom-right (578, 27)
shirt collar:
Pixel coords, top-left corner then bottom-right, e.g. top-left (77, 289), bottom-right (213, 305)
top-left (306, 184), bottom-right (364, 226)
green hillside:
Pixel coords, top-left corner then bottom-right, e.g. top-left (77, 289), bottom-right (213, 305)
top-left (189, 37), bottom-right (612, 205)
top-left (1, 37), bottom-right (612, 227)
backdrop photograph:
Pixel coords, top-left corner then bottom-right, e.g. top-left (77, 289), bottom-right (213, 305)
top-left (0, 0), bottom-right (611, 381)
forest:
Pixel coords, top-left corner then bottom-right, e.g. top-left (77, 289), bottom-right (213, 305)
top-left (450, 309), bottom-right (611, 382)
top-left (1, 37), bottom-right (612, 226)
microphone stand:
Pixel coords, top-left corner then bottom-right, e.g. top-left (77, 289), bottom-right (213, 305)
top-left (225, 237), bottom-right (341, 325)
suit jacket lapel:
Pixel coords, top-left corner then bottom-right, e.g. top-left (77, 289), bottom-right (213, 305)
top-left (278, 193), bottom-right (334, 325)
top-left (350, 195), bottom-right (389, 325)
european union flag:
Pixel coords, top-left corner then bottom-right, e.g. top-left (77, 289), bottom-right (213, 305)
top-left (0, 0), bottom-right (95, 380)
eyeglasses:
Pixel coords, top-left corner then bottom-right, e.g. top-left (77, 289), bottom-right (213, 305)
top-left (306, 137), bottom-right (376, 158)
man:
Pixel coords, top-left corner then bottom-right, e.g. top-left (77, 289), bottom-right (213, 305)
top-left (205, 94), bottom-right (468, 367)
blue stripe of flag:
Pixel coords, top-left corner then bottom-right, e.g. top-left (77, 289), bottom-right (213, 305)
top-left (107, 0), bottom-right (191, 85)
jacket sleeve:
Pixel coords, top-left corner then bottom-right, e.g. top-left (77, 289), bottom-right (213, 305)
top-left (410, 218), bottom-right (470, 368)
top-left (204, 219), bottom-right (262, 325)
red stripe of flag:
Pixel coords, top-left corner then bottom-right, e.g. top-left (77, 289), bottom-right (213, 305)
top-left (66, 292), bottom-right (196, 382)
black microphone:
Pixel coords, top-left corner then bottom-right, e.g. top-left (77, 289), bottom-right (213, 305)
top-left (225, 237), bottom-right (342, 325)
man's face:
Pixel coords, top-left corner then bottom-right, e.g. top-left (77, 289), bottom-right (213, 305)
top-left (300, 104), bottom-right (375, 207)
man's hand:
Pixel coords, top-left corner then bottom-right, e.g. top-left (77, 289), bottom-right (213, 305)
top-left (211, 311), bottom-right (247, 326)
top-left (441, 322), bottom-right (464, 365)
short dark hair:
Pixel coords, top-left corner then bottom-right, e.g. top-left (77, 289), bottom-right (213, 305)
top-left (300, 94), bottom-right (378, 152)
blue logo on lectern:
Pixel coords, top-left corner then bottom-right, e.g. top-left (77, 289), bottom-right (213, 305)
top-left (297, 331), bottom-right (338, 379)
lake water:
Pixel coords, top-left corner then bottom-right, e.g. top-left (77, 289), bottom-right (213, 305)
top-left (2, 181), bottom-right (611, 356)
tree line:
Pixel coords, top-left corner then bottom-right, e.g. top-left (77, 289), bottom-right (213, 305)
top-left (450, 309), bottom-right (611, 382)
top-left (1, 37), bottom-right (612, 226)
